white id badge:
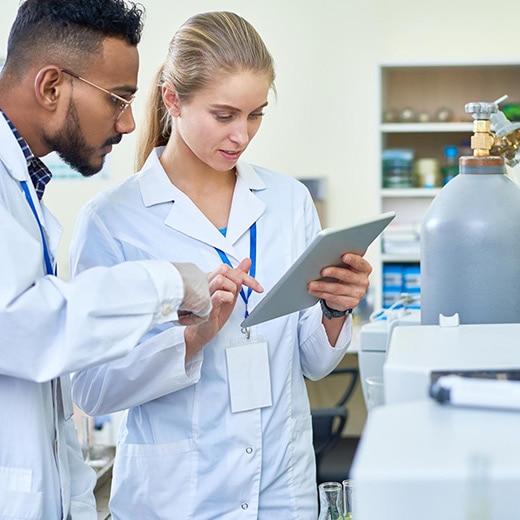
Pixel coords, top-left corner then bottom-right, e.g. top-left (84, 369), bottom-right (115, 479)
top-left (225, 340), bottom-right (272, 413)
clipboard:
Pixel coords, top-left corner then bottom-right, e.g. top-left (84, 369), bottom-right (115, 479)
top-left (241, 211), bottom-right (395, 328)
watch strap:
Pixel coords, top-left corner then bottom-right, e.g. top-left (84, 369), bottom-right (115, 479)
top-left (320, 298), bottom-right (353, 319)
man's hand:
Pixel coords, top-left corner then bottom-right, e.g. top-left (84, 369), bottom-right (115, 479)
top-left (172, 262), bottom-right (212, 325)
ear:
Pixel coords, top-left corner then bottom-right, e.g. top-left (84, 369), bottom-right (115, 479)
top-left (33, 66), bottom-right (65, 111)
top-left (162, 83), bottom-right (181, 117)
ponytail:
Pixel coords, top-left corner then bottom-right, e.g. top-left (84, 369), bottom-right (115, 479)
top-left (135, 66), bottom-right (170, 171)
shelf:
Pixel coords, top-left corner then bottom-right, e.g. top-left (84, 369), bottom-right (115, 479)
top-left (381, 188), bottom-right (441, 198)
top-left (381, 122), bottom-right (473, 133)
top-left (382, 254), bottom-right (420, 263)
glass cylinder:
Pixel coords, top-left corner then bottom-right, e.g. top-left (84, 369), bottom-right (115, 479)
top-left (365, 375), bottom-right (385, 412)
top-left (318, 481), bottom-right (343, 520)
top-left (342, 479), bottom-right (355, 520)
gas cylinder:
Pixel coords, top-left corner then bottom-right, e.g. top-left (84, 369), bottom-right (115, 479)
top-left (420, 154), bottom-right (520, 325)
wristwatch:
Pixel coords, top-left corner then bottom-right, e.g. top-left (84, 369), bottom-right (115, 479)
top-left (320, 298), bottom-right (353, 319)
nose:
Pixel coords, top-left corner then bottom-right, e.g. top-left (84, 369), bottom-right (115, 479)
top-left (115, 106), bottom-right (136, 134)
top-left (229, 119), bottom-right (251, 147)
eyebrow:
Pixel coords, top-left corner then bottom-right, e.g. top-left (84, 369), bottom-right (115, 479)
top-left (113, 84), bottom-right (138, 97)
top-left (211, 101), bottom-right (269, 112)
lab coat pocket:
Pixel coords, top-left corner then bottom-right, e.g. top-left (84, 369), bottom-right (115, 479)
top-left (290, 416), bottom-right (314, 473)
top-left (289, 416), bottom-right (317, 516)
top-left (0, 467), bottom-right (43, 519)
top-left (110, 438), bottom-right (197, 519)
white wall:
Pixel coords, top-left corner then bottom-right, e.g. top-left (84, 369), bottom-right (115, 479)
top-left (2, 0), bottom-right (520, 277)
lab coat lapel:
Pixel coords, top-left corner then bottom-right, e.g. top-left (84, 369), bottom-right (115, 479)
top-left (226, 164), bottom-right (266, 245)
top-left (165, 193), bottom-right (233, 254)
top-left (166, 165), bottom-right (266, 262)
top-left (138, 155), bottom-right (231, 255)
top-left (140, 152), bottom-right (266, 262)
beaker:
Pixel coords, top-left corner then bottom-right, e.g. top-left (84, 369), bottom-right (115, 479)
top-left (318, 481), bottom-right (343, 520)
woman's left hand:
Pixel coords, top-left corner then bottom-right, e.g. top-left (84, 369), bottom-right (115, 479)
top-left (307, 252), bottom-right (372, 313)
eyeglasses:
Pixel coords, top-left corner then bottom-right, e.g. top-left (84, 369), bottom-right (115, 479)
top-left (60, 68), bottom-right (135, 121)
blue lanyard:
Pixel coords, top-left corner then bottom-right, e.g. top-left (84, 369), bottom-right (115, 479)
top-left (20, 180), bottom-right (54, 275)
top-left (214, 222), bottom-right (257, 319)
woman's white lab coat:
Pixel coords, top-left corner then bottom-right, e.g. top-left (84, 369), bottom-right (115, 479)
top-left (70, 148), bottom-right (352, 519)
top-left (0, 118), bottom-right (186, 519)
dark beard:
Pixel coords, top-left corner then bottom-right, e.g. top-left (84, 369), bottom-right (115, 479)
top-left (42, 100), bottom-right (120, 177)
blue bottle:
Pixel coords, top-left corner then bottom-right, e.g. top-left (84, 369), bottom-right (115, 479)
top-left (441, 145), bottom-right (459, 185)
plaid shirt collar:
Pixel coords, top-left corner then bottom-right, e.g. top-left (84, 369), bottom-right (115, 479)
top-left (0, 109), bottom-right (52, 200)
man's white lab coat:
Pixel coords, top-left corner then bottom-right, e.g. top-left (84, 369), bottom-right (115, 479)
top-left (0, 116), bottom-right (185, 519)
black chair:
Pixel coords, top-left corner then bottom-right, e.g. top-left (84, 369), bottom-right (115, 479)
top-left (309, 367), bottom-right (360, 484)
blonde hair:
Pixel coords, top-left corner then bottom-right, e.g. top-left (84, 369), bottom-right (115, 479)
top-left (136, 11), bottom-right (275, 170)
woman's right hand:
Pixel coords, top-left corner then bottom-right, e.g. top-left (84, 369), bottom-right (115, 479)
top-left (184, 258), bottom-right (263, 359)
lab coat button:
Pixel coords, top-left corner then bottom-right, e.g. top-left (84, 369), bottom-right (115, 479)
top-left (241, 503), bottom-right (248, 510)
top-left (245, 446), bottom-right (253, 454)
top-left (161, 304), bottom-right (172, 316)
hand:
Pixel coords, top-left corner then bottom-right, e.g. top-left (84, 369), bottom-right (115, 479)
top-left (184, 258), bottom-right (263, 357)
top-left (307, 252), bottom-right (372, 312)
top-left (171, 262), bottom-right (212, 325)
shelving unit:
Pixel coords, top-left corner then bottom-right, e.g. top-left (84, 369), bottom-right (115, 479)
top-left (375, 61), bottom-right (520, 310)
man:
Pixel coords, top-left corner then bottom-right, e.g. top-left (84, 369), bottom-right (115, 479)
top-left (0, 1), bottom-right (214, 518)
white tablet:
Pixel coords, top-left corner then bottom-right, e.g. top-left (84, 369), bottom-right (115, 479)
top-left (241, 211), bottom-right (395, 328)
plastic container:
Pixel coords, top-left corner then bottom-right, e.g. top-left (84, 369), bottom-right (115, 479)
top-left (413, 158), bottom-right (440, 188)
top-left (420, 155), bottom-right (520, 325)
top-left (382, 149), bottom-right (414, 189)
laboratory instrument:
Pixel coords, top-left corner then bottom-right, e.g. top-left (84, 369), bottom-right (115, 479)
top-left (383, 322), bottom-right (520, 404)
top-left (421, 96), bottom-right (520, 325)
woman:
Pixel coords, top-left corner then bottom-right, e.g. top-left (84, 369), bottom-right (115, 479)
top-left (70, 11), bottom-right (371, 519)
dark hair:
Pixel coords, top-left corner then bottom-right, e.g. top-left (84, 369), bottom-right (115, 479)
top-left (4, 0), bottom-right (145, 75)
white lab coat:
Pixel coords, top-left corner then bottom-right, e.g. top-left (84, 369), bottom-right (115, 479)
top-left (70, 148), bottom-right (352, 520)
top-left (0, 118), bottom-right (186, 519)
